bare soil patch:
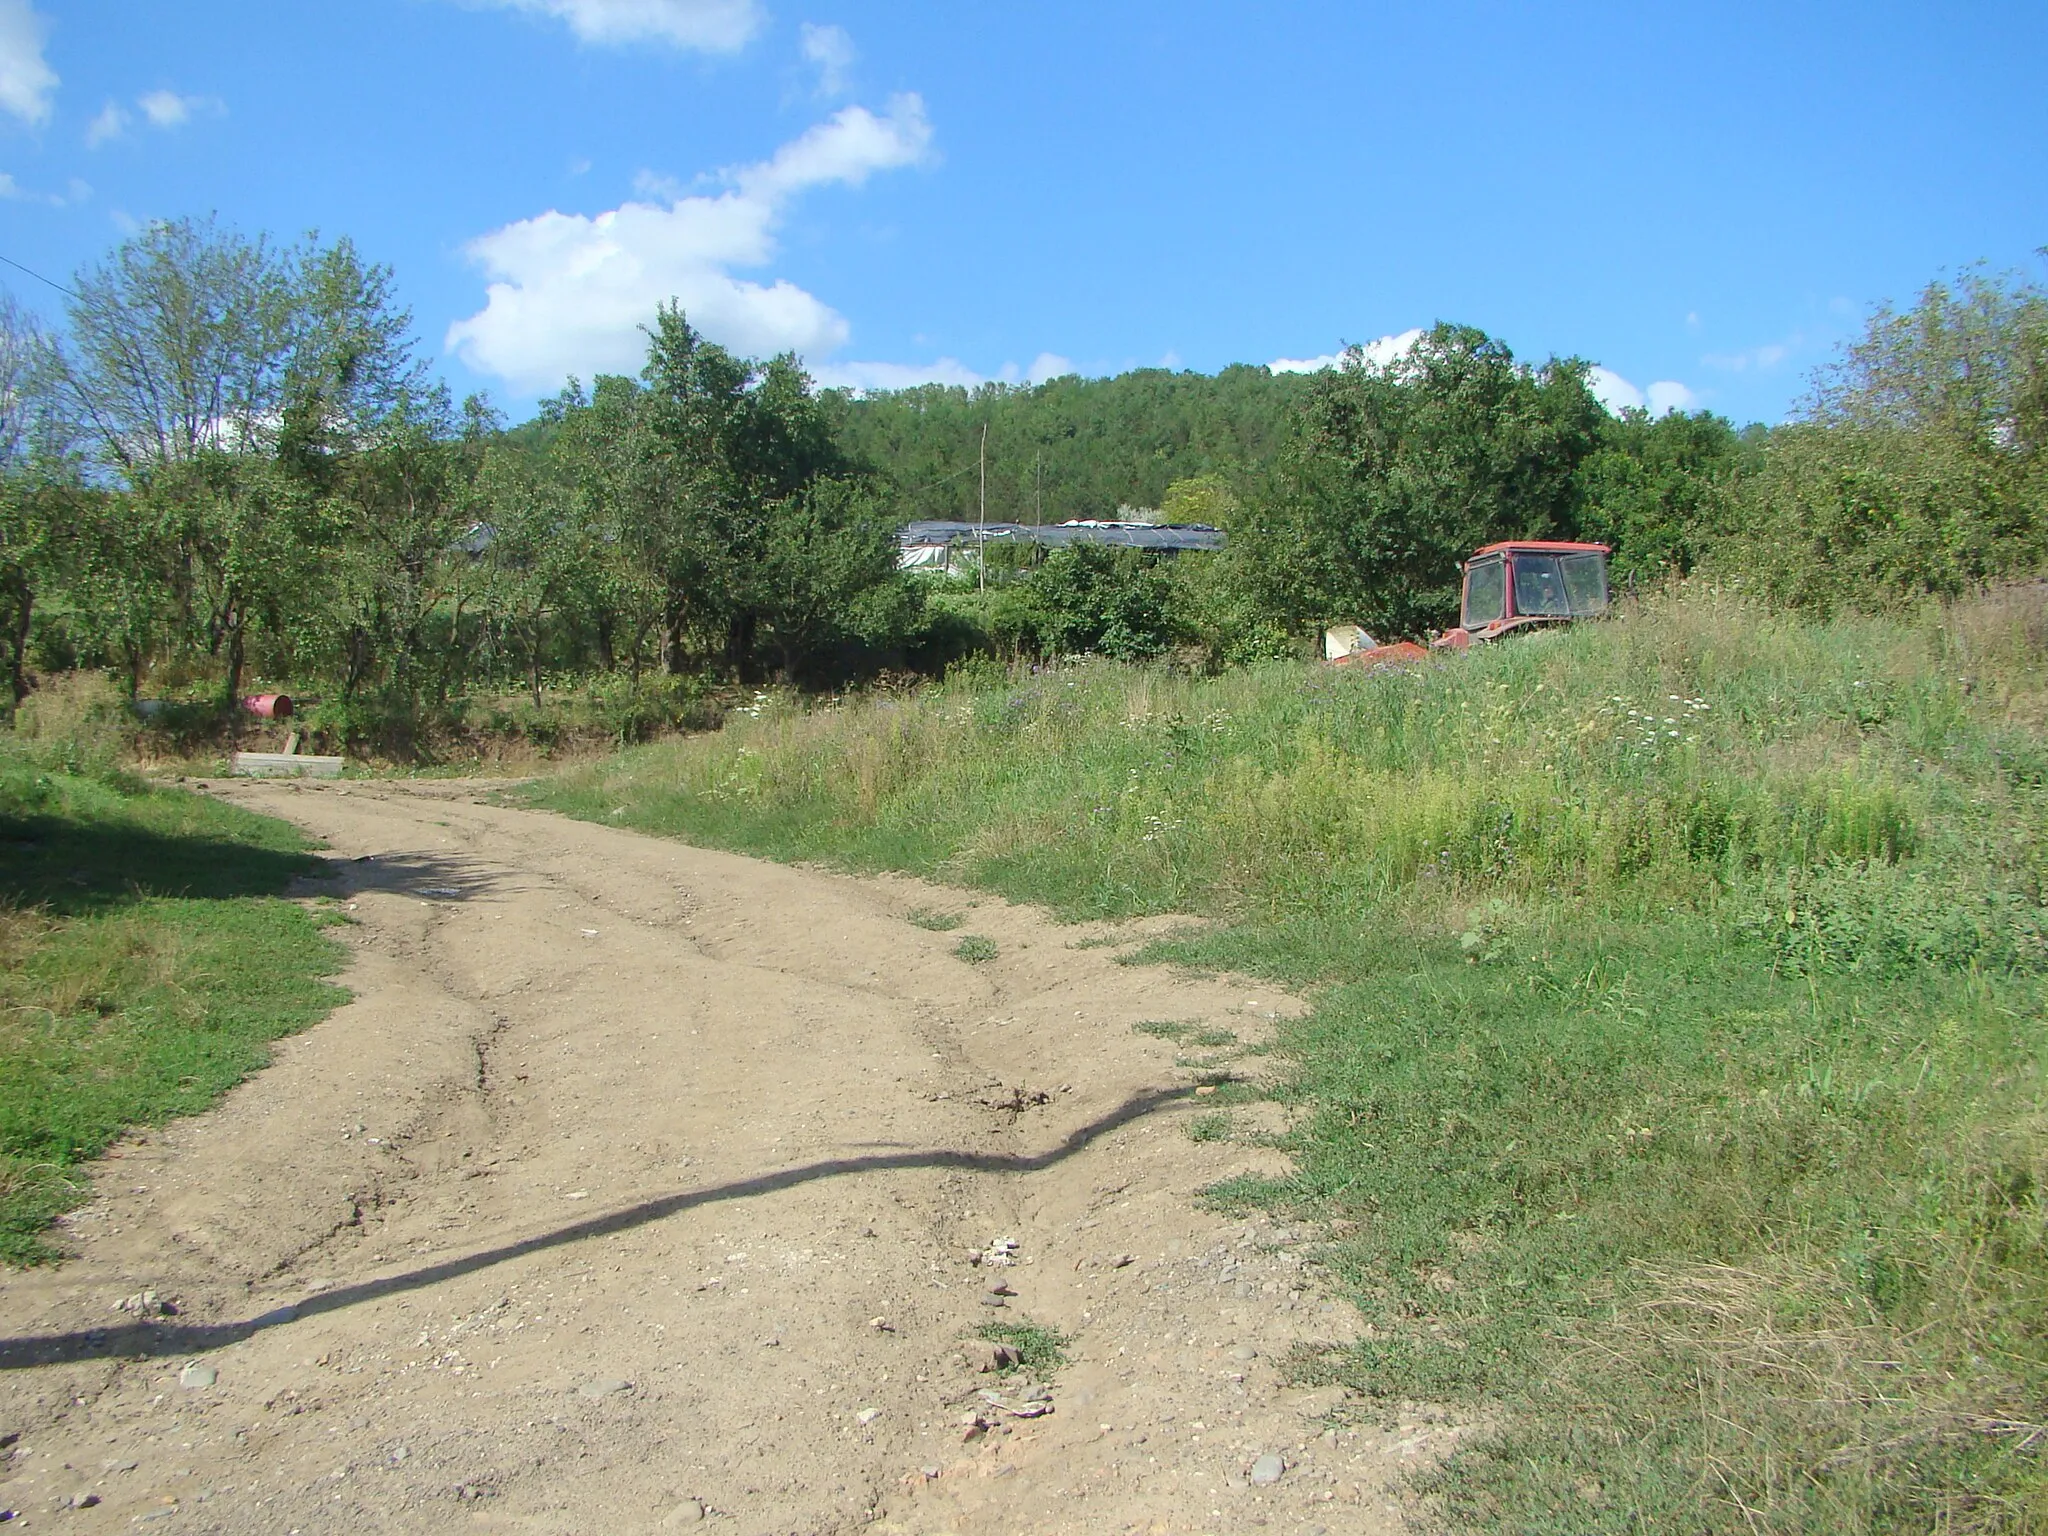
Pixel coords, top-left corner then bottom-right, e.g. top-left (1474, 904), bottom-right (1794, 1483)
top-left (0, 781), bottom-right (1456, 1533)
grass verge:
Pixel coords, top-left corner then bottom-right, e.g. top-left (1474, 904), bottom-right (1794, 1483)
top-left (0, 743), bottom-right (348, 1264)
top-left (531, 584), bottom-right (2048, 1533)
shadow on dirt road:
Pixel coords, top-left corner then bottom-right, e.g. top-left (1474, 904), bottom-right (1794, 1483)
top-left (0, 1085), bottom-right (1194, 1371)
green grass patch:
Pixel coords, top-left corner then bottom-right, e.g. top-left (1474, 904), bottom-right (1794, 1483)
top-left (974, 1319), bottom-right (1071, 1376)
top-left (1185, 1111), bottom-right (1232, 1143)
top-left (1134, 1018), bottom-right (1192, 1040)
top-left (951, 934), bottom-right (999, 963)
top-left (533, 585), bottom-right (2048, 1533)
top-left (0, 746), bottom-right (347, 1264)
top-left (905, 906), bottom-right (964, 931)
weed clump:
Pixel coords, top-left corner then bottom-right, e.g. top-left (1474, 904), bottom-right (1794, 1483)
top-left (1134, 1019), bottom-right (1192, 1040)
top-left (11, 672), bottom-right (136, 778)
top-left (973, 1320), bottom-right (1070, 1376)
top-left (951, 934), bottom-right (998, 964)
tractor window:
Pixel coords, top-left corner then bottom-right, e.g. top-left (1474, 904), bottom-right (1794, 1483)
top-left (1511, 555), bottom-right (1571, 617)
top-left (1463, 555), bottom-right (1506, 627)
top-left (1561, 552), bottom-right (1609, 616)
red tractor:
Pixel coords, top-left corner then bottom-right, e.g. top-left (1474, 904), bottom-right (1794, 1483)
top-left (1326, 540), bottom-right (1612, 669)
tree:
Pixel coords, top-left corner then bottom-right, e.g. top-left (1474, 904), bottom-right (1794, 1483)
top-left (61, 217), bottom-right (426, 476)
top-left (1020, 546), bottom-right (1176, 660)
top-left (319, 390), bottom-right (472, 705)
top-left (557, 307), bottom-right (876, 681)
top-left (1723, 423), bottom-right (2018, 613)
top-left (1809, 259), bottom-right (2048, 455)
top-left (1717, 259), bottom-right (2048, 610)
top-left (0, 293), bottom-right (75, 702)
top-left (823, 363), bottom-right (1313, 526)
top-left (752, 476), bottom-right (899, 680)
top-left (1159, 472), bottom-right (1242, 527)
top-left (56, 218), bottom-right (430, 701)
top-left (136, 451), bottom-right (331, 706)
top-left (1245, 323), bottom-right (1605, 638)
top-left (1576, 408), bottom-right (1752, 579)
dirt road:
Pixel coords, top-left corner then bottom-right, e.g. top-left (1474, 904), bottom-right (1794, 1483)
top-left (0, 781), bottom-right (1458, 1533)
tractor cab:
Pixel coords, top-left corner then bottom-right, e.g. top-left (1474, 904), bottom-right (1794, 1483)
top-left (1436, 541), bottom-right (1610, 648)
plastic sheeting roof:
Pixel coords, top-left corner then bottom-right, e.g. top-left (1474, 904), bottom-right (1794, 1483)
top-left (897, 520), bottom-right (1225, 552)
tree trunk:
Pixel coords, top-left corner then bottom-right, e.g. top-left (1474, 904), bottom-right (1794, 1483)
top-left (222, 618), bottom-right (245, 711)
top-left (725, 612), bottom-right (757, 680)
top-left (4, 581), bottom-right (31, 705)
top-left (343, 625), bottom-right (371, 701)
top-left (664, 597), bottom-right (688, 676)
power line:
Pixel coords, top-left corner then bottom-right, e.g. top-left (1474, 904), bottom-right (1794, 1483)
top-left (0, 251), bottom-right (75, 300)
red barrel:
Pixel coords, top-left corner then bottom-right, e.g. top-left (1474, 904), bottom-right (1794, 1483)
top-left (241, 694), bottom-right (294, 719)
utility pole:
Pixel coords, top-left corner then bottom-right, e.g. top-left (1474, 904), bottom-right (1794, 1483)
top-left (977, 421), bottom-right (987, 595)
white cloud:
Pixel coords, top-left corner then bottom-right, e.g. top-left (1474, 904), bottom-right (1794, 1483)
top-left (1645, 380), bottom-right (1699, 415)
top-left (736, 96), bottom-right (930, 198)
top-left (812, 356), bottom-right (984, 391)
top-left (1268, 327), bottom-right (1424, 375)
top-left (800, 21), bottom-right (855, 96)
top-left (1589, 365), bottom-right (1698, 417)
top-left (0, 168), bottom-right (86, 205)
top-left (1025, 352), bottom-right (1073, 385)
top-left (84, 100), bottom-right (127, 146)
top-left (87, 90), bottom-right (219, 147)
top-left (467, 0), bottom-right (763, 51)
top-left (631, 167), bottom-right (687, 200)
top-left (0, 0), bottom-right (56, 127)
top-left (138, 89), bottom-right (208, 128)
top-left (811, 351), bottom-right (1088, 394)
top-left (1703, 338), bottom-right (1795, 372)
top-left (1587, 366), bottom-right (1644, 414)
top-left (448, 94), bottom-right (934, 391)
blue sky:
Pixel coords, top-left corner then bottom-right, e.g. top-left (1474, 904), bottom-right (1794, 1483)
top-left (1, 0), bottom-right (2043, 425)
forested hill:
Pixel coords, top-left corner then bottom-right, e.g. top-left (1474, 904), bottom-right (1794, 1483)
top-left (817, 365), bottom-right (1317, 524)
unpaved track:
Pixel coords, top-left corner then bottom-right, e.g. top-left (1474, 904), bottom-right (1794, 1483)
top-left (0, 781), bottom-right (1459, 1533)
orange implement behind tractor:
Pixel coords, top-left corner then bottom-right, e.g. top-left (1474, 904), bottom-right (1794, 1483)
top-left (1326, 540), bottom-right (1612, 670)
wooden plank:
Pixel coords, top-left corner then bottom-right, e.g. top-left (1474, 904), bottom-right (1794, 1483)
top-left (230, 752), bottom-right (345, 779)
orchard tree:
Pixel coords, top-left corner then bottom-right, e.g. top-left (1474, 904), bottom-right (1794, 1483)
top-left (1810, 258), bottom-right (2048, 454)
top-left (1576, 408), bottom-right (1753, 579)
top-left (1721, 259), bottom-right (2048, 611)
top-left (1246, 323), bottom-right (1606, 638)
top-left (0, 293), bottom-right (76, 702)
top-left (61, 217), bottom-right (426, 474)
top-left (56, 218), bottom-right (431, 697)
top-left (752, 476), bottom-right (897, 680)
